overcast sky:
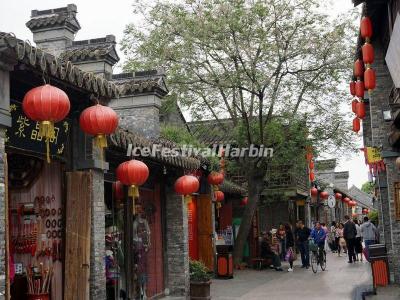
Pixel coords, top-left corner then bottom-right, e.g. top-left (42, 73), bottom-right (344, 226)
top-left (0, 0), bottom-right (369, 188)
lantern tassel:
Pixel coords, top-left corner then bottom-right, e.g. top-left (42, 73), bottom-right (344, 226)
top-left (94, 134), bottom-right (107, 149)
top-left (184, 195), bottom-right (192, 205)
top-left (216, 202), bottom-right (222, 217)
top-left (128, 185), bottom-right (139, 198)
top-left (39, 121), bottom-right (55, 163)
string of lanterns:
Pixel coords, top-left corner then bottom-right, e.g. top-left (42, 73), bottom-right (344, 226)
top-left (351, 16), bottom-right (375, 134)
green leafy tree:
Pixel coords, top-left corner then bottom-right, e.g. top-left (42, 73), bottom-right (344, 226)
top-left (361, 181), bottom-right (374, 195)
top-left (122, 0), bottom-right (356, 264)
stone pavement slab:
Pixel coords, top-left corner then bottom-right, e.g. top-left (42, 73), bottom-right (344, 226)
top-left (365, 284), bottom-right (400, 300)
top-left (211, 252), bottom-right (372, 300)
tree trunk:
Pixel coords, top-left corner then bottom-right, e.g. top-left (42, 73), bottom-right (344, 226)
top-left (233, 173), bottom-right (264, 265)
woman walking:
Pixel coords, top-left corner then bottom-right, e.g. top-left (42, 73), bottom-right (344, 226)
top-left (278, 224), bottom-right (286, 261)
top-left (336, 223), bottom-right (346, 256)
top-left (284, 223), bottom-right (295, 272)
top-left (329, 221), bottom-right (337, 253)
top-left (354, 219), bottom-right (363, 261)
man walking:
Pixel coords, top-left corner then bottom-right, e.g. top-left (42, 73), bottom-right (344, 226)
top-left (361, 216), bottom-right (377, 260)
top-left (343, 215), bottom-right (357, 263)
top-left (295, 220), bottom-right (311, 268)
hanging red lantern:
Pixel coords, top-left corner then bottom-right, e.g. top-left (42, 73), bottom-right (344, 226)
top-left (362, 43), bottom-right (374, 65)
top-left (355, 80), bottom-right (365, 98)
top-left (240, 197), bottom-right (248, 206)
top-left (207, 171), bottom-right (224, 190)
top-left (79, 104), bottom-right (119, 150)
top-left (306, 152), bottom-right (313, 161)
top-left (311, 187), bottom-right (318, 197)
top-left (352, 99), bottom-right (359, 114)
top-left (309, 171), bottom-right (315, 182)
top-left (352, 213), bottom-right (358, 218)
top-left (354, 59), bottom-right (364, 78)
top-left (364, 68), bottom-right (376, 91)
top-left (360, 16), bottom-right (373, 40)
top-left (112, 181), bottom-right (124, 200)
top-left (356, 102), bottom-right (366, 119)
top-left (335, 193), bottom-right (342, 200)
top-left (117, 160), bottom-right (149, 214)
top-left (320, 191), bottom-right (329, 200)
top-left (22, 84), bottom-right (70, 163)
top-left (350, 81), bottom-right (356, 96)
top-left (309, 160), bottom-right (315, 170)
top-left (352, 118), bottom-right (360, 133)
top-left (343, 197), bottom-right (350, 203)
top-left (214, 191), bottom-right (224, 202)
top-left (175, 175), bottom-right (200, 203)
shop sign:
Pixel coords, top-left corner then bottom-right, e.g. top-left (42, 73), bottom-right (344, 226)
top-left (366, 147), bottom-right (382, 163)
top-left (5, 100), bottom-right (70, 157)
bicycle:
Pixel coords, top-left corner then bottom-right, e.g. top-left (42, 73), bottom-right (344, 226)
top-left (309, 241), bottom-right (326, 273)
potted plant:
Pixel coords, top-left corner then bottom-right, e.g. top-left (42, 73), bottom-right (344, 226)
top-left (189, 260), bottom-right (212, 300)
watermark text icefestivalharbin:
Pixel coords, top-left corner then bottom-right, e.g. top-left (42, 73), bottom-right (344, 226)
top-left (126, 144), bottom-right (273, 158)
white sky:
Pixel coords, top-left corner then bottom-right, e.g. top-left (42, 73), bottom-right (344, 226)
top-left (0, 0), bottom-right (369, 188)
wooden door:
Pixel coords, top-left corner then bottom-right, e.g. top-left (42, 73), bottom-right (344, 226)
top-left (64, 171), bottom-right (92, 300)
top-left (197, 194), bottom-right (214, 270)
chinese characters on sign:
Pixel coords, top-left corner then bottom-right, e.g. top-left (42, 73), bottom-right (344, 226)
top-left (363, 147), bottom-right (385, 175)
top-left (6, 101), bottom-right (70, 158)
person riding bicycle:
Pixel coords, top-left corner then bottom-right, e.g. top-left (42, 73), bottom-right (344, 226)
top-left (311, 222), bottom-right (327, 264)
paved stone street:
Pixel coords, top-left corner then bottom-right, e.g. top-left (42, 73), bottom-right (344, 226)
top-left (212, 252), bottom-right (372, 300)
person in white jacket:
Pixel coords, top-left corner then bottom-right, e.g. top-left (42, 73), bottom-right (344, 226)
top-left (361, 216), bottom-right (377, 259)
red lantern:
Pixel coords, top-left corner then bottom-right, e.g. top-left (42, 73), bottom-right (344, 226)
top-left (306, 152), bottom-right (313, 161)
top-left (352, 99), bottom-right (358, 114)
top-left (356, 102), bottom-right (366, 119)
top-left (335, 193), bottom-right (342, 200)
top-left (362, 43), bottom-right (374, 65)
top-left (343, 197), bottom-right (350, 203)
top-left (352, 118), bottom-right (360, 133)
top-left (309, 171), bottom-right (315, 182)
top-left (207, 171), bottom-right (224, 189)
top-left (112, 181), bottom-right (124, 200)
top-left (240, 197), bottom-right (248, 206)
top-left (350, 81), bottom-right (356, 96)
top-left (364, 68), bottom-right (376, 91)
top-left (22, 84), bottom-right (70, 162)
top-left (175, 175), bottom-right (200, 203)
top-left (320, 191), bottom-right (329, 200)
top-left (355, 80), bottom-right (365, 98)
top-left (352, 213), bottom-right (358, 218)
top-left (79, 104), bottom-right (119, 150)
top-left (311, 187), bottom-right (318, 197)
top-left (117, 159), bottom-right (149, 214)
top-left (309, 160), bottom-right (315, 170)
top-left (360, 16), bottom-right (373, 40)
top-left (354, 59), bottom-right (364, 78)
top-left (214, 191), bottom-right (224, 202)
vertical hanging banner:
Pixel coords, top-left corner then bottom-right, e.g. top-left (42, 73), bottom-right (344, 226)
top-left (187, 197), bottom-right (199, 260)
top-left (363, 147), bottom-right (385, 175)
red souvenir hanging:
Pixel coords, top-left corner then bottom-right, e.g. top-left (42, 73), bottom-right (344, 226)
top-left (364, 68), bottom-right (376, 92)
top-left (355, 80), bottom-right (365, 98)
top-left (116, 160), bottom-right (149, 214)
top-left (175, 175), bottom-right (200, 204)
top-left (22, 84), bottom-right (70, 163)
top-left (360, 16), bottom-right (373, 40)
top-left (362, 43), bottom-right (374, 65)
top-left (343, 197), bottom-right (350, 203)
top-left (352, 118), bottom-right (360, 133)
top-left (354, 59), bottom-right (364, 78)
top-left (356, 102), bottom-right (366, 119)
top-left (79, 104), bottom-right (119, 150)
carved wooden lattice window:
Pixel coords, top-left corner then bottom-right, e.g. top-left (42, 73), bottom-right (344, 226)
top-left (395, 183), bottom-right (400, 220)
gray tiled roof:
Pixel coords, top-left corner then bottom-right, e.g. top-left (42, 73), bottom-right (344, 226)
top-left (112, 72), bottom-right (168, 97)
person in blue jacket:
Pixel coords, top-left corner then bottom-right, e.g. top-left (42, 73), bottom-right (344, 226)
top-left (311, 222), bottom-right (327, 263)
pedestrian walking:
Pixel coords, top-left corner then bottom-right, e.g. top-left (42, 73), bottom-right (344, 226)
top-left (361, 216), bottom-right (377, 261)
top-left (329, 221), bottom-right (337, 252)
top-left (354, 219), bottom-right (363, 261)
top-left (295, 220), bottom-right (311, 269)
top-left (284, 223), bottom-right (295, 272)
top-left (336, 223), bottom-right (346, 256)
top-left (278, 223), bottom-right (286, 261)
top-left (343, 215), bottom-right (357, 263)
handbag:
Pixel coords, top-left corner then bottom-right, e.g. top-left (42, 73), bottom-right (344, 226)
top-left (285, 248), bottom-right (295, 262)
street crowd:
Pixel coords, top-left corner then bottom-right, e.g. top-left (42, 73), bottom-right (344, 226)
top-left (259, 216), bottom-right (378, 272)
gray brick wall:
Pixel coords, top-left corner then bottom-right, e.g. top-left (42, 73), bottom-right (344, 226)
top-left (116, 106), bottom-right (160, 139)
top-left (165, 183), bottom-right (189, 298)
top-left (0, 130), bottom-right (5, 300)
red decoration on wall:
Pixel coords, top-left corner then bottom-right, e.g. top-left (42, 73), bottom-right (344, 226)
top-left (354, 59), bottom-right (364, 78)
top-left (362, 43), bottom-right (374, 65)
top-left (174, 175), bottom-right (200, 203)
top-left (335, 193), bottom-right (342, 200)
top-left (79, 104), bottom-right (119, 150)
top-left (356, 102), bottom-right (366, 119)
top-left (353, 118), bottom-right (360, 133)
top-left (364, 68), bottom-right (376, 91)
top-left (116, 160), bottom-right (149, 214)
top-left (22, 84), bottom-right (70, 162)
top-left (355, 80), bottom-right (365, 98)
top-left (360, 16), bottom-right (373, 40)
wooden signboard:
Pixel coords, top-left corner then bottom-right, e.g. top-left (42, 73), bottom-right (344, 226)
top-left (64, 172), bottom-right (92, 300)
